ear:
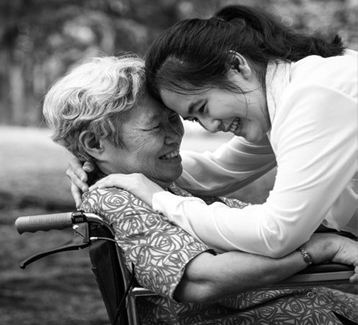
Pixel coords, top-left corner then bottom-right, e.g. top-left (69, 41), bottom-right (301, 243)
top-left (228, 51), bottom-right (252, 79)
top-left (79, 130), bottom-right (104, 160)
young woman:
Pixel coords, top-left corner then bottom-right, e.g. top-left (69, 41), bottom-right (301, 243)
top-left (45, 55), bottom-right (358, 324)
top-left (86, 4), bottom-right (357, 258)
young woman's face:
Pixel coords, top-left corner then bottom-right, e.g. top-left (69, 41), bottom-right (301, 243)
top-left (160, 68), bottom-right (270, 143)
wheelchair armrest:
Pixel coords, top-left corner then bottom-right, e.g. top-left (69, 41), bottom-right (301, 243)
top-left (280, 263), bottom-right (354, 285)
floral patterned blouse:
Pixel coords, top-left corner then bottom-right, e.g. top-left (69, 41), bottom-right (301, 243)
top-left (81, 184), bottom-right (358, 325)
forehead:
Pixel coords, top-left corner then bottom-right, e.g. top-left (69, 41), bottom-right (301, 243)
top-left (160, 89), bottom-right (197, 113)
top-left (125, 92), bottom-right (168, 125)
top-left (160, 89), bottom-right (217, 119)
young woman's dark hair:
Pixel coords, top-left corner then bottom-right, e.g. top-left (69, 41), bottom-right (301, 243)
top-left (145, 4), bottom-right (345, 99)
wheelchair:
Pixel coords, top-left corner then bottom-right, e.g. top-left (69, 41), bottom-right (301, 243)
top-left (15, 211), bottom-right (356, 325)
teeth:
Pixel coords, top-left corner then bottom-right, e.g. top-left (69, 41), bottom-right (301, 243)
top-left (228, 117), bottom-right (240, 133)
top-left (161, 150), bottom-right (179, 160)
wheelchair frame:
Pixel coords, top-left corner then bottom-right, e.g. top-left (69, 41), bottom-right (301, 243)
top-left (15, 211), bottom-right (355, 325)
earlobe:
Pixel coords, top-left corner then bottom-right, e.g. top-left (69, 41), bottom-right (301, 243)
top-left (79, 131), bottom-right (104, 159)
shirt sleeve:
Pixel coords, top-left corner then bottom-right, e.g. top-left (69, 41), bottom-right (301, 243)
top-left (81, 188), bottom-right (211, 299)
top-left (153, 85), bottom-right (357, 258)
top-left (176, 135), bottom-right (276, 196)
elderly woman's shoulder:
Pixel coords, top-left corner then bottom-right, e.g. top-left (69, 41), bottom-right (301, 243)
top-left (81, 187), bottom-right (152, 213)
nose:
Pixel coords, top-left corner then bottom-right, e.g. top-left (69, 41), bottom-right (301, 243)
top-left (164, 122), bottom-right (183, 145)
top-left (199, 116), bottom-right (221, 133)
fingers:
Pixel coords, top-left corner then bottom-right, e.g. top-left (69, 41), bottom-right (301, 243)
top-left (66, 155), bottom-right (92, 208)
top-left (68, 155), bottom-right (95, 182)
top-left (88, 173), bottom-right (164, 207)
top-left (88, 173), bottom-right (144, 192)
top-left (89, 174), bottom-right (123, 191)
top-left (89, 179), bottom-right (102, 191)
top-left (66, 167), bottom-right (89, 192)
top-left (69, 155), bottom-right (85, 172)
top-left (83, 161), bottom-right (96, 173)
top-left (66, 165), bottom-right (87, 184)
top-left (349, 275), bottom-right (358, 283)
top-left (349, 261), bottom-right (358, 283)
top-left (71, 182), bottom-right (84, 209)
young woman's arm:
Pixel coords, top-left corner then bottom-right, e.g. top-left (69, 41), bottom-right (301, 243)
top-left (151, 85), bottom-right (357, 257)
top-left (178, 135), bottom-right (276, 196)
top-left (88, 78), bottom-right (357, 257)
top-left (175, 233), bottom-right (358, 302)
top-left (81, 188), bottom-right (357, 303)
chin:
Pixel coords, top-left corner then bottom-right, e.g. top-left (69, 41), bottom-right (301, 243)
top-left (154, 165), bottom-right (183, 185)
top-left (155, 174), bottom-right (181, 188)
top-left (246, 131), bottom-right (265, 143)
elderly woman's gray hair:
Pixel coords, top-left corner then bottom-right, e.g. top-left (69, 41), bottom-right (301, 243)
top-left (43, 55), bottom-right (146, 161)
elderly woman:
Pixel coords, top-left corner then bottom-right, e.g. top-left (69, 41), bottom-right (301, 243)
top-left (43, 55), bottom-right (358, 325)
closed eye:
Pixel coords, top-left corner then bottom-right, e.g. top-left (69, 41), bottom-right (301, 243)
top-left (147, 124), bottom-right (160, 130)
top-left (184, 117), bottom-right (199, 123)
top-left (198, 103), bottom-right (206, 114)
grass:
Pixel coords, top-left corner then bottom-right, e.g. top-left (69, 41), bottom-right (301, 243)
top-left (0, 125), bottom-right (274, 325)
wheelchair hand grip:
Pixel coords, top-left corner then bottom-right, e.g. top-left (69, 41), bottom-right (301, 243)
top-left (15, 213), bottom-right (74, 234)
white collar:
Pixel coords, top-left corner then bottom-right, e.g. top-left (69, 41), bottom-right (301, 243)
top-left (265, 60), bottom-right (291, 126)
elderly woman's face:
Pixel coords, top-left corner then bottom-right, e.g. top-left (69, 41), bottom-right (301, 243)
top-left (99, 93), bottom-right (184, 188)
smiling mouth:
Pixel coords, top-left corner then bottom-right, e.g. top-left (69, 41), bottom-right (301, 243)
top-left (228, 117), bottom-right (241, 134)
top-left (159, 149), bottom-right (180, 160)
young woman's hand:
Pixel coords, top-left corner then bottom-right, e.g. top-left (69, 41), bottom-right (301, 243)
top-left (89, 173), bottom-right (165, 207)
top-left (305, 233), bottom-right (358, 283)
top-left (66, 156), bottom-right (96, 208)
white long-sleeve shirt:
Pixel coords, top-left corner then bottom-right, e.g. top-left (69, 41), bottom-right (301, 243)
top-left (153, 50), bottom-right (358, 257)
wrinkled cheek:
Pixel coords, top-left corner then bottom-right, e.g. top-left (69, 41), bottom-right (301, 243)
top-left (130, 133), bottom-right (148, 149)
top-left (179, 124), bottom-right (185, 138)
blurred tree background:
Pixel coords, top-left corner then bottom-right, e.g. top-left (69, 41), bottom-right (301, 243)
top-left (0, 0), bottom-right (357, 126)
top-left (1, 1), bottom-right (357, 324)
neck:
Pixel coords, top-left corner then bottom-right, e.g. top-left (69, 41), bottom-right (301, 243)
top-left (153, 179), bottom-right (171, 190)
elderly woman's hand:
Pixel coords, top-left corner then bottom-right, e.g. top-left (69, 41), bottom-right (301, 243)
top-left (89, 173), bottom-right (165, 207)
top-left (66, 155), bottom-right (96, 209)
top-left (304, 233), bottom-right (358, 283)
top-left (330, 235), bottom-right (358, 284)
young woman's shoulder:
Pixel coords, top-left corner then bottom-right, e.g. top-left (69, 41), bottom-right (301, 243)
top-left (289, 49), bottom-right (357, 98)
